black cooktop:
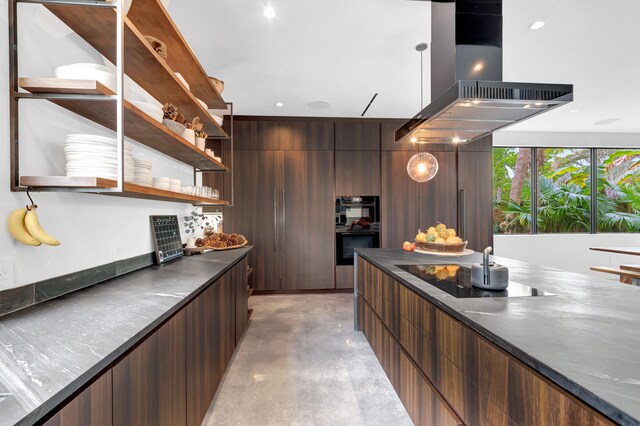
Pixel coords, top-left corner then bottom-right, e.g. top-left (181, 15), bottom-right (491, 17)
top-left (397, 264), bottom-right (555, 298)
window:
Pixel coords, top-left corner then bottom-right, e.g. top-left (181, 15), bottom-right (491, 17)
top-left (493, 147), bottom-right (639, 235)
top-left (493, 148), bottom-right (532, 234)
top-left (536, 148), bottom-right (591, 233)
top-left (596, 149), bottom-right (640, 232)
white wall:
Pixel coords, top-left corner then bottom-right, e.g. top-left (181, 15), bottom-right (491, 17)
top-left (492, 130), bottom-right (640, 278)
top-left (0, 3), bottom-right (195, 288)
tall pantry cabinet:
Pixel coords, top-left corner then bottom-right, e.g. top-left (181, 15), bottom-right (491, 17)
top-left (224, 120), bottom-right (335, 291)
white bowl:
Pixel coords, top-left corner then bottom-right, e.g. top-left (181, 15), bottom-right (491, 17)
top-left (211, 114), bottom-right (223, 126)
top-left (131, 101), bottom-right (163, 123)
top-left (55, 64), bottom-right (130, 97)
top-left (174, 72), bottom-right (190, 91)
top-left (196, 98), bottom-right (208, 110)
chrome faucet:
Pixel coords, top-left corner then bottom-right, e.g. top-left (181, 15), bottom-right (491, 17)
top-left (483, 246), bottom-right (494, 286)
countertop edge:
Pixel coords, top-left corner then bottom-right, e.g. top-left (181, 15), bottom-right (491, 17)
top-left (355, 250), bottom-right (635, 426)
top-left (14, 247), bottom-right (253, 426)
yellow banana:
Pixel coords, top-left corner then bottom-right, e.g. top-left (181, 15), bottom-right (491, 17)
top-left (7, 207), bottom-right (42, 246)
top-left (23, 205), bottom-right (60, 246)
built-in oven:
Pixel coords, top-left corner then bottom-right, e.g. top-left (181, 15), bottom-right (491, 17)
top-left (336, 231), bottom-right (380, 266)
top-left (335, 196), bottom-right (379, 225)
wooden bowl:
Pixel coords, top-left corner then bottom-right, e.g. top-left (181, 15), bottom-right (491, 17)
top-left (416, 241), bottom-right (468, 253)
top-left (209, 77), bottom-right (225, 94)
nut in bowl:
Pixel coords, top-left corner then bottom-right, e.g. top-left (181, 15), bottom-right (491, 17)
top-left (414, 224), bottom-right (467, 253)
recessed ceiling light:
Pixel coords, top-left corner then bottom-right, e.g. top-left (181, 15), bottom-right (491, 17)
top-left (410, 136), bottom-right (418, 143)
top-left (263, 5), bottom-right (276, 19)
top-left (594, 118), bottom-right (620, 126)
top-left (534, 102), bottom-right (544, 106)
top-left (308, 100), bottom-right (331, 110)
top-left (472, 62), bottom-right (484, 72)
top-left (275, 102), bottom-right (284, 107)
top-left (530, 21), bottom-right (545, 30)
top-left (523, 104), bottom-right (531, 109)
top-left (452, 137), bottom-right (461, 143)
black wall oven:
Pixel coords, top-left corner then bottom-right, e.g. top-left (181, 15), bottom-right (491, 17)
top-left (336, 231), bottom-right (380, 265)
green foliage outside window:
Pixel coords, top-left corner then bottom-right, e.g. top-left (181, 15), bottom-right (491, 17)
top-left (493, 147), bottom-right (640, 234)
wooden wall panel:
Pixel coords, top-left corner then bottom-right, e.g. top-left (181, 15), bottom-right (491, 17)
top-left (112, 311), bottom-right (186, 426)
top-left (335, 121), bottom-right (380, 150)
top-left (44, 372), bottom-right (112, 426)
top-left (457, 149), bottom-right (493, 252)
top-left (381, 151), bottom-right (421, 248)
top-left (335, 150), bottom-right (381, 196)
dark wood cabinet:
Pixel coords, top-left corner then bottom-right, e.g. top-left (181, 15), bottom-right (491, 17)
top-left (112, 311), bottom-right (186, 426)
top-left (234, 120), bottom-right (334, 151)
top-left (281, 151), bottom-right (335, 289)
top-left (44, 371), bottom-right (112, 426)
top-left (185, 274), bottom-right (235, 426)
top-left (358, 258), bottom-right (614, 426)
top-left (234, 257), bottom-right (249, 345)
top-left (335, 121), bottom-right (380, 150)
top-left (335, 265), bottom-right (354, 289)
top-left (228, 125), bottom-right (335, 290)
top-left (335, 150), bottom-right (380, 196)
top-left (225, 150), bottom-right (281, 291)
top-left (44, 256), bottom-right (250, 426)
top-left (457, 149), bottom-right (493, 252)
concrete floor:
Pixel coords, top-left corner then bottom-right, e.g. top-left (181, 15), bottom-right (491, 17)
top-left (203, 293), bottom-right (412, 426)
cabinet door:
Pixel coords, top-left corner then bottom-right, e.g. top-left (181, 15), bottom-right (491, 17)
top-left (234, 257), bottom-right (249, 345)
top-left (335, 121), bottom-right (380, 150)
top-left (419, 151), bottom-right (458, 231)
top-left (279, 121), bottom-right (334, 151)
top-left (112, 312), bottom-right (186, 426)
top-left (185, 283), bottom-right (221, 426)
top-left (335, 150), bottom-right (381, 196)
top-left (457, 150), bottom-right (493, 252)
top-left (45, 371), bottom-right (112, 426)
top-left (227, 150), bottom-right (281, 291)
top-left (281, 151), bottom-right (335, 289)
top-left (381, 151), bottom-right (421, 248)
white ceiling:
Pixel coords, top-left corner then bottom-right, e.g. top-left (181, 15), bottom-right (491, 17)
top-left (169, 0), bottom-right (640, 133)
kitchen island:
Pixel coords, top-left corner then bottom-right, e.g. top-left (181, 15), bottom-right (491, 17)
top-left (355, 248), bottom-right (640, 426)
top-left (0, 247), bottom-right (252, 426)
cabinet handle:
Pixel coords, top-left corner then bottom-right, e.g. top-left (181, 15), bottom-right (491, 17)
top-left (273, 188), bottom-right (278, 252)
top-left (282, 187), bottom-right (286, 252)
top-left (458, 189), bottom-right (466, 240)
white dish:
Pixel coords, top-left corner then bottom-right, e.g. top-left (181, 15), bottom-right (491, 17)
top-left (174, 72), bottom-right (190, 90)
top-left (413, 248), bottom-right (475, 256)
top-left (131, 101), bottom-right (163, 123)
top-left (55, 64), bottom-right (130, 97)
top-left (196, 98), bottom-right (208, 110)
top-left (211, 115), bottom-right (223, 126)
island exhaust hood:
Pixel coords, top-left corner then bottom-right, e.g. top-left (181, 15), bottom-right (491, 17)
top-left (395, 0), bottom-right (573, 144)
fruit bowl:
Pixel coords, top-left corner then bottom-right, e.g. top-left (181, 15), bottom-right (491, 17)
top-left (416, 240), bottom-right (468, 253)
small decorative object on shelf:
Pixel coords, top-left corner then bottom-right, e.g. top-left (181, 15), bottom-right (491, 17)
top-left (144, 35), bottom-right (167, 59)
top-left (209, 76), bottom-right (224, 94)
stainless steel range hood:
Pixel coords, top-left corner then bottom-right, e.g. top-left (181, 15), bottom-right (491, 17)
top-left (395, 0), bottom-right (573, 144)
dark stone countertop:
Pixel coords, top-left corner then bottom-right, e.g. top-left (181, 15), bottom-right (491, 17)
top-left (355, 248), bottom-right (640, 426)
top-left (0, 248), bottom-right (252, 426)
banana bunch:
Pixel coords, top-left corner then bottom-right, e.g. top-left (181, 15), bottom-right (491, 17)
top-left (7, 205), bottom-right (60, 246)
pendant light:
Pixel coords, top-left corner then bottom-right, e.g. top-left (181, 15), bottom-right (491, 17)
top-left (407, 152), bottom-right (439, 182)
top-left (407, 43), bottom-right (438, 183)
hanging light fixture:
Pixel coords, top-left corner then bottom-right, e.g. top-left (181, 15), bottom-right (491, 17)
top-left (407, 43), bottom-right (439, 183)
top-left (407, 152), bottom-right (439, 182)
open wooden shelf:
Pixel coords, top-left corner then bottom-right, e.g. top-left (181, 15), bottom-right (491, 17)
top-left (128, 0), bottom-right (226, 110)
top-left (17, 78), bottom-right (115, 95)
top-left (44, 4), bottom-right (227, 137)
top-left (19, 78), bottom-right (228, 172)
top-left (20, 176), bottom-right (229, 206)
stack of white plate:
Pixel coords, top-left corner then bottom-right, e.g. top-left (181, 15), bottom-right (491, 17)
top-left (153, 177), bottom-right (171, 191)
top-left (133, 158), bottom-right (153, 187)
top-left (64, 134), bottom-right (134, 181)
top-left (169, 178), bottom-right (182, 192)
